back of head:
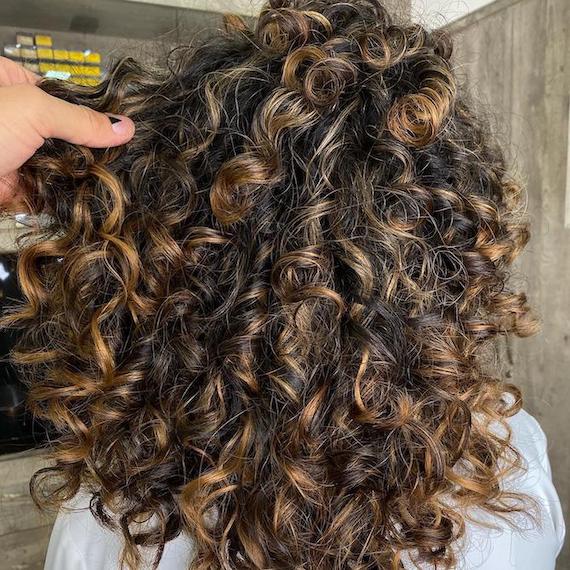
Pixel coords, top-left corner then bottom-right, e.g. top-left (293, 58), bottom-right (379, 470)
top-left (9, 0), bottom-right (537, 568)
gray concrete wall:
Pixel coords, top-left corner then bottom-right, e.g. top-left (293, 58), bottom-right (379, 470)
top-left (446, 0), bottom-right (569, 566)
top-left (0, 0), bottom-right (228, 42)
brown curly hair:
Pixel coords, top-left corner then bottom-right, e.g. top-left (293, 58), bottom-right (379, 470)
top-left (3, 0), bottom-right (540, 568)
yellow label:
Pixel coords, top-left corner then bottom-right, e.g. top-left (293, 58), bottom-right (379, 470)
top-left (53, 49), bottom-right (69, 61)
top-left (34, 34), bottom-right (53, 47)
top-left (68, 51), bottom-right (85, 63)
top-left (82, 66), bottom-right (101, 76)
top-left (36, 48), bottom-right (54, 60)
top-left (84, 52), bottom-right (101, 64)
top-left (70, 76), bottom-right (100, 87)
top-left (39, 62), bottom-right (56, 74)
top-left (54, 63), bottom-right (72, 73)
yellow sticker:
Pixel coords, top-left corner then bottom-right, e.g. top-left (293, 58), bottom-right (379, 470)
top-left (68, 51), bottom-right (85, 63)
top-left (83, 66), bottom-right (101, 76)
top-left (39, 62), bottom-right (56, 74)
top-left (53, 49), bottom-right (69, 61)
top-left (54, 63), bottom-right (72, 73)
top-left (36, 48), bottom-right (54, 61)
top-left (34, 34), bottom-right (53, 47)
top-left (84, 52), bottom-right (101, 64)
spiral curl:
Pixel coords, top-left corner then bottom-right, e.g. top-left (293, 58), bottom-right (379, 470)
top-left (4, 0), bottom-right (539, 569)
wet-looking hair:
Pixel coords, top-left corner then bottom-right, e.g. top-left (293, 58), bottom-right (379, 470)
top-left (5, 0), bottom-right (539, 568)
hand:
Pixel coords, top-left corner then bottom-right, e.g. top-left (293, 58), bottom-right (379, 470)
top-left (0, 56), bottom-right (135, 211)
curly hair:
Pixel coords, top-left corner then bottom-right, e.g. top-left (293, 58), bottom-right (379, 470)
top-left (3, 0), bottom-right (540, 568)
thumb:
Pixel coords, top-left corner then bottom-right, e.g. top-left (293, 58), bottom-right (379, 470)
top-left (35, 89), bottom-right (135, 148)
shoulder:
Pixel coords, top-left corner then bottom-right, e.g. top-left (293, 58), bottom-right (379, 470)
top-left (501, 407), bottom-right (561, 513)
top-left (507, 407), bottom-right (550, 468)
top-left (401, 406), bottom-right (566, 570)
top-left (44, 490), bottom-right (125, 570)
top-left (44, 490), bottom-right (196, 570)
top-left (459, 407), bottom-right (566, 570)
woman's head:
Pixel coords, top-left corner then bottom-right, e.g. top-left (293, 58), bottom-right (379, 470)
top-left (7, 0), bottom-right (537, 568)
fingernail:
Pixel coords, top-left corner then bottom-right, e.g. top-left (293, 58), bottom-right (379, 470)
top-left (107, 113), bottom-right (130, 135)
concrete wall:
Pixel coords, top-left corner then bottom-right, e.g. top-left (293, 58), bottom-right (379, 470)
top-left (0, 0), bottom-right (229, 42)
top-left (445, 0), bottom-right (569, 566)
top-left (412, 0), bottom-right (498, 28)
top-left (0, 451), bottom-right (54, 570)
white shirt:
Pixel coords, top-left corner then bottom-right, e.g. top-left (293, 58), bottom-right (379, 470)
top-left (44, 408), bottom-right (565, 570)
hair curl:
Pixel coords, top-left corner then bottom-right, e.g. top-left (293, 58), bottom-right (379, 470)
top-left (3, 0), bottom-right (540, 568)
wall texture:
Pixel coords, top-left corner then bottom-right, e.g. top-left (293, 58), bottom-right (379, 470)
top-left (446, 0), bottom-right (569, 566)
top-left (0, 450), bottom-right (54, 570)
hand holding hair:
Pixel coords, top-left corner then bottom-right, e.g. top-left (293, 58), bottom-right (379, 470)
top-left (0, 56), bottom-right (135, 211)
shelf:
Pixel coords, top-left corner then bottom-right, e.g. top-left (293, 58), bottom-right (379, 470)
top-left (0, 445), bottom-right (46, 463)
top-left (0, 0), bottom-right (258, 42)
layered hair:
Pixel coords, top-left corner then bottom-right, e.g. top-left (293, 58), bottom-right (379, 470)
top-left (5, 0), bottom-right (539, 567)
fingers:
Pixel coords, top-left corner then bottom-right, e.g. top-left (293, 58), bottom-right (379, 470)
top-left (0, 172), bottom-right (29, 213)
top-left (0, 56), bottom-right (40, 86)
top-left (0, 172), bottom-right (20, 208)
top-left (34, 89), bottom-right (135, 148)
top-left (0, 59), bottom-right (135, 148)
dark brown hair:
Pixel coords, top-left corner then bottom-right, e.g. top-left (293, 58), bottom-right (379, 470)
top-left (4, 0), bottom-right (539, 568)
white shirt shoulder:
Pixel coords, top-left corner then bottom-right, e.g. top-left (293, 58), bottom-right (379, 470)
top-left (401, 407), bottom-right (566, 569)
top-left (457, 408), bottom-right (566, 569)
top-left (44, 408), bottom-right (565, 570)
top-left (44, 490), bottom-right (196, 569)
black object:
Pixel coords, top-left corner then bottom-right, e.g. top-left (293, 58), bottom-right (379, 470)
top-left (0, 253), bottom-right (49, 455)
